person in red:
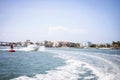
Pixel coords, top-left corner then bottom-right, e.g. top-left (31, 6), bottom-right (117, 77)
top-left (10, 43), bottom-right (13, 50)
top-left (8, 43), bottom-right (15, 52)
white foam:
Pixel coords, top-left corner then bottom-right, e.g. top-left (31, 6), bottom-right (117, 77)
top-left (11, 60), bottom-right (81, 80)
top-left (84, 75), bottom-right (96, 79)
top-left (38, 46), bottom-right (45, 52)
top-left (11, 50), bottom-right (89, 80)
top-left (0, 49), bottom-right (9, 51)
top-left (48, 50), bottom-right (120, 80)
top-left (75, 52), bottom-right (120, 80)
top-left (11, 49), bottom-right (120, 80)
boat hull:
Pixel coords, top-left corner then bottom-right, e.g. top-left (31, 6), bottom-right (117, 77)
top-left (8, 50), bottom-right (16, 52)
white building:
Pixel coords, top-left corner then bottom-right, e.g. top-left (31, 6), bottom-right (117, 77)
top-left (81, 42), bottom-right (92, 48)
top-left (53, 41), bottom-right (59, 47)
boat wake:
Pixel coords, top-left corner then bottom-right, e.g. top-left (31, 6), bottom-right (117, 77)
top-left (11, 49), bottom-right (120, 80)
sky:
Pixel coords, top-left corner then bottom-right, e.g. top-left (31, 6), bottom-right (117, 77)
top-left (0, 0), bottom-right (120, 43)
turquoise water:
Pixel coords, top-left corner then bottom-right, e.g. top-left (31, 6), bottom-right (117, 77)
top-left (0, 48), bottom-right (120, 80)
top-left (0, 51), bottom-right (65, 80)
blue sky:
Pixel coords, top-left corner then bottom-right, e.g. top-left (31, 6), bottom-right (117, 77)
top-left (0, 0), bottom-right (120, 43)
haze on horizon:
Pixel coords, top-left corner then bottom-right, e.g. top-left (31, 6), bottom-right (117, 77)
top-left (0, 0), bottom-right (120, 43)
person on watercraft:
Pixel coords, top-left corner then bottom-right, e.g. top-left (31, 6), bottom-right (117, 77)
top-left (8, 43), bottom-right (15, 52)
top-left (10, 43), bottom-right (13, 50)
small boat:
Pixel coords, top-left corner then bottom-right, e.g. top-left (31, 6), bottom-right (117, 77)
top-left (22, 44), bottom-right (39, 51)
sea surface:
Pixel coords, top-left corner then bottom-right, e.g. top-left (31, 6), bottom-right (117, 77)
top-left (0, 47), bottom-right (120, 80)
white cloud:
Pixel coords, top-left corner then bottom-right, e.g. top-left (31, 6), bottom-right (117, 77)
top-left (48, 26), bottom-right (68, 36)
top-left (47, 26), bottom-right (89, 41)
top-left (48, 26), bottom-right (88, 36)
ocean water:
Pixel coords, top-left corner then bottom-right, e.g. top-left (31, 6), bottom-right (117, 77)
top-left (0, 48), bottom-right (120, 80)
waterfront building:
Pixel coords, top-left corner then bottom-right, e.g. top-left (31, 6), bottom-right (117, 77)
top-left (81, 42), bottom-right (92, 48)
top-left (53, 41), bottom-right (60, 47)
top-left (0, 42), bottom-right (10, 46)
